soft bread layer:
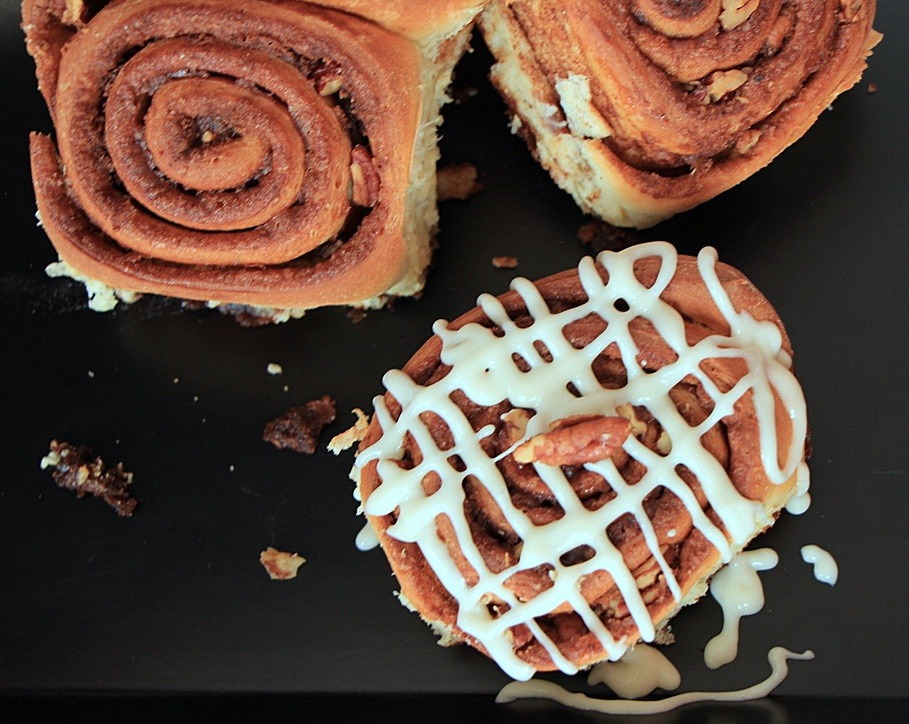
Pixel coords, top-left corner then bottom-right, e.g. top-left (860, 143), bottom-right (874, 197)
top-left (478, 0), bottom-right (880, 229)
top-left (23, 0), bottom-right (482, 312)
top-left (355, 242), bottom-right (807, 677)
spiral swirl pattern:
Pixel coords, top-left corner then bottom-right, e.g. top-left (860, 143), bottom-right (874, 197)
top-left (24, 0), bottom-right (429, 309)
top-left (478, 0), bottom-right (880, 228)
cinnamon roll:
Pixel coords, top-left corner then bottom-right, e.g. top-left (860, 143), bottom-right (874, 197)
top-left (23, 0), bottom-right (484, 313)
top-left (478, 0), bottom-right (880, 228)
top-left (354, 241), bottom-right (808, 679)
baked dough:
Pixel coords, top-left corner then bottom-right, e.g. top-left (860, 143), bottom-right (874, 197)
top-left (354, 241), bottom-right (808, 678)
top-left (478, 0), bottom-right (880, 228)
top-left (23, 0), bottom-right (485, 312)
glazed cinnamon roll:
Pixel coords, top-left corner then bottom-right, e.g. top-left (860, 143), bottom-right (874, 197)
top-left (354, 241), bottom-right (808, 678)
top-left (23, 0), bottom-right (484, 313)
top-left (478, 0), bottom-right (880, 228)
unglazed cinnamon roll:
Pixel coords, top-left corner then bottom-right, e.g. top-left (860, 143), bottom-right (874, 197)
top-left (23, 0), bottom-right (485, 314)
top-left (353, 241), bottom-right (808, 679)
top-left (478, 1), bottom-right (880, 228)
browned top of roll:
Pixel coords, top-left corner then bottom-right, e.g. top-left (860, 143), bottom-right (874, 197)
top-left (23, 0), bottom-right (434, 309)
top-left (479, 0), bottom-right (880, 227)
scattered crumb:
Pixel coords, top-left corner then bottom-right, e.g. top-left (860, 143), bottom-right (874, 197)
top-left (40, 440), bottom-right (137, 517)
top-left (347, 307), bottom-right (368, 324)
top-left (492, 255), bottom-right (519, 269)
top-left (260, 547), bottom-right (306, 580)
top-left (173, 377), bottom-right (180, 384)
top-left (654, 626), bottom-right (675, 646)
top-left (867, 82), bottom-right (877, 94)
top-left (577, 218), bottom-right (639, 253)
top-left (263, 395), bottom-right (337, 454)
top-left (328, 408), bottom-right (370, 454)
top-left (87, 370), bottom-right (95, 378)
top-left (266, 362), bottom-right (283, 376)
top-left (437, 163), bottom-right (483, 201)
top-left (449, 80), bottom-right (479, 105)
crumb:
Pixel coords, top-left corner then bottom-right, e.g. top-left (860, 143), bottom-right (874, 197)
top-left (40, 440), bottom-right (137, 517)
top-left (449, 80), bottom-right (479, 106)
top-left (266, 362), bottom-right (283, 376)
top-left (259, 547), bottom-right (306, 580)
top-left (867, 82), bottom-right (877, 94)
top-left (347, 307), bottom-right (368, 324)
top-left (437, 163), bottom-right (483, 201)
top-left (328, 408), bottom-right (370, 454)
top-left (492, 255), bottom-right (519, 269)
top-left (577, 218), bottom-right (639, 253)
top-left (263, 395), bottom-right (337, 454)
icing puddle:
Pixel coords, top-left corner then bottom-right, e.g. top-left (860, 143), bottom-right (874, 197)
top-left (497, 647), bottom-right (815, 714)
top-left (496, 540), bottom-right (836, 714)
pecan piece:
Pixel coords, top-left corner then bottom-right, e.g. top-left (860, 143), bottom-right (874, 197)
top-left (513, 414), bottom-right (631, 466)
top-left (350, 145), bottom-right (381, 207)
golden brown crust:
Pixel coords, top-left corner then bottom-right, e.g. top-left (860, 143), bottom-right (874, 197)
top-left (478, 0), bottom-right (880, 228)
top-left (357, 250), bottom-right (802, 672)
top-left (22, 0), bottom-right (479, 309)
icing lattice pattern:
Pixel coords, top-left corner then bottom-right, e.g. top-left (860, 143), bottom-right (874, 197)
top-left (358, 242), bottom-right (806, 680)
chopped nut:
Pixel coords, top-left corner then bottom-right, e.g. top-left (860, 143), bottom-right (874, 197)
top-left (840, 0), bottom-right (864, 23)
top-left (62, 0), bottom-right (88, 25)
top-left (492, 255), bottom-right (519, 269)
top-left (328, 408), bottom-right (370, 454)
top-left (263, 395), bottom-right (336, 454)
top-left (437, 163), bottom-right (483, 201)
top-left (719, 0), bottom-right (759, 31)
top-left (763, 11), bottom-right (794, 55)
top-left (513, 415), bottom-right (631, 466)
top-left (734, 129), bottom-right (762, 156)
top-left (704, 69), bottom-right (749, 103)
top-left (656, 430), bottom-right (672, 455)
top-left (350, 145), bottom-right (380, 207)
top-left (260, 547), bottom-right (306, 580)
top-left (501, 408), bottom-right (533, 445)
top-left (312, 61), bottom-right (344, 96)
top-left (616, 403), bottom-right (648, 437)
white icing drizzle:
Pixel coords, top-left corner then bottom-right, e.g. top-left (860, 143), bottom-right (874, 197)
top-left (496, 647), bottom-right (814, 713)
top-left (586, 644), bottom-right (680, 699)
top-left (800, 544), bottom-right (838, 586)
top-left (355, 522), bottom-right (380, 551)
top-left (356, 242), bottom-right (807, 681)
top-left (704, 548), bottom-right (778, 670)
top-left (785, 462), bottom-right (812, 515)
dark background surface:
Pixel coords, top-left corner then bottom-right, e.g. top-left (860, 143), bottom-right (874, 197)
top-left (2, 0), bottom-right (907, 718)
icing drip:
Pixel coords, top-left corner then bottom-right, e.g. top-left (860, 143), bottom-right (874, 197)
top-left (357, 242), bottom-right (807, 680)
top-left (801, 544), bottom-right (838, 586)
top-left (356, 522), bottom-right (380, 552)
top-left (496, 647), bottom-right (814, 713)
top-left (785, 462), bottom-right (812, 515)
top-left (704, 548), bottom-right (778, 670)
top-left (586, 643), bottom-right (680, 699)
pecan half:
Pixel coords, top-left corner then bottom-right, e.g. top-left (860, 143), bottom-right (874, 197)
top-left (513, 414), bottom-right (631, 466)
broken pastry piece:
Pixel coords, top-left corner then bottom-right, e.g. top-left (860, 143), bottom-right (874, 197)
top-left (263, 395), bottom-right (337, 454)
top-left (41, 440), bottom-right (137, 517)
top-left (23, 0), bottom-right (486, 315)
top-left (260, 547), bottom-right (306, 581)
top-left (478, 0), bottom-right (880, 228)
top-left (353, 241), bottom-right (808, 679)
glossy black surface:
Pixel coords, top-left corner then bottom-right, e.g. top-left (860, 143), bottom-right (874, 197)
top-left (2, 0), bottom-right (908, 715)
